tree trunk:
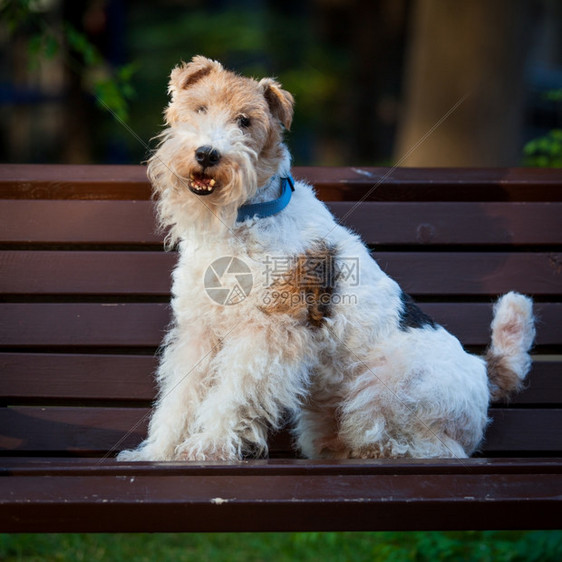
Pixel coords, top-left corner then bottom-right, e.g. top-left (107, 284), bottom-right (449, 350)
top-left (395, 0), bottom-right (531, 166)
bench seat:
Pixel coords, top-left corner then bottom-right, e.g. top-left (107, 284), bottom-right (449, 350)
top-left (1, 165), bottom-right (561, 532)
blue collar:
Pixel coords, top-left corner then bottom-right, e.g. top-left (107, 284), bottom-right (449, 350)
top-left (236, 176), bottom-right (295, 222)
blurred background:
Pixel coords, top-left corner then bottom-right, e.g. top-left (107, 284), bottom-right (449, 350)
top-left (1, 0), bottom-right (561, 167)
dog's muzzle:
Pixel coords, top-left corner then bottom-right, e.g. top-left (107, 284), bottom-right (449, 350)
top-left (189, 145), bottom-right (221, 195)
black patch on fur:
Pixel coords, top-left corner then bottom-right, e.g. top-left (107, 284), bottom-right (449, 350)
top-left (399, 292), bottom-right (436, 331)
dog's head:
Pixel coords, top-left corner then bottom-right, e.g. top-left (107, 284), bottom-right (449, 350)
top-left (148, 56), bottom-right (294, 239)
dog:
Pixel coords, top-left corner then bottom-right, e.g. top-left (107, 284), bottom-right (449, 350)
top-left (118, 56), bottom-right (535, 462)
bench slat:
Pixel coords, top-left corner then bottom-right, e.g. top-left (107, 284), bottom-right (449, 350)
top-left (0, 303), bottom-right (169, 348)
top-left (1, 302), bottom-right (559, 348)
top-left (0, 164), bottom-right (149, 200)
top-left (2, 200), bottom-right (561, 246)
top-left (0, 251), bottom-right (174, 296)
top-left (485, 409), bottom-right (562, 454)
top-left (327, 201), bottom-right (562, 246)
top-left (0, 201), bottom-right (160, 245)
top-left (1, 406), bottom-right (560, 455)
top-left (1, 353), bottom-right (559, 405)
top-left (3, 456), bottom-right (562, 475)
top-left (1, 464), bottom-right (560, 532)
top-left (2, 250), bottom-right (560, 296)
top-left (0, 353), bottom-right (156, 401)
top-left (383, 252), bottom-right (562, 295)
top-left (2, 164), bottom-right (562, 201)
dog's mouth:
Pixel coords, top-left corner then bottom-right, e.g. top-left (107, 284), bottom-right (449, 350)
top-left (188, 172), bottom-right (217, 196)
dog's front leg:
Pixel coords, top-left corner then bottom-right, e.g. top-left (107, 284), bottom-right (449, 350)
top-left (175, 325), bottom-right (314, 461)
top-left (117, 330), bottom-right (214, 461)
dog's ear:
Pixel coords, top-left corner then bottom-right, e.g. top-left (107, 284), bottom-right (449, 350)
top-left (259, 78), bottom-right (294, 130)
top-left (168, 56), bottom-right (223, 98)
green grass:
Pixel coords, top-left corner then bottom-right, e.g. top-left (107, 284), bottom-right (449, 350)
top-left (1, 531), bottom-right (562, 561)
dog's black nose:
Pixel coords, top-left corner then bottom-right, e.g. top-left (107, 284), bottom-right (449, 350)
top-left (195, 145), bottom-right (221, 168)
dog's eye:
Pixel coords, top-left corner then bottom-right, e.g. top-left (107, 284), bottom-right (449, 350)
top-left (237, 115), bottom-right (251, 128)
top-left (196, 105), bottom-right (207, 114)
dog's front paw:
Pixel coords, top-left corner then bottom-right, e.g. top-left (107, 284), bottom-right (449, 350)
top-left (116, 443), bottom-right (172, 462)
top-left (175, 434), bottom-right (242, 461)
top-left (116, 448), bottom-right (149, 462)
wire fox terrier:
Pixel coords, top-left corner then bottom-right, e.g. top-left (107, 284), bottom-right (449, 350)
top-left (118, 56), bottom-right (535, 462)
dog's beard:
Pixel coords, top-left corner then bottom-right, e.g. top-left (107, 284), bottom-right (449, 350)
top-left (148, 127), bottom-right (260, 245)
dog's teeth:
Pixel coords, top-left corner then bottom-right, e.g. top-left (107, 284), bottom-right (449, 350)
top-left (209, 179), bottom-right (216, 187)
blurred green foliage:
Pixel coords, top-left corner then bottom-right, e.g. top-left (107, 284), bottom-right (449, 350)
top-left (1, 531), bottom-right (562, 562)
top-left (523, 89), bottom-right (562, 168)
top-left (523, 129), bottom-right (562, 168)
top-left (2, 0), bottom-right (137, 121)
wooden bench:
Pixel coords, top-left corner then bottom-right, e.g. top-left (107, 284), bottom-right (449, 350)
top-left (1, 164), bottom-right (561, 533)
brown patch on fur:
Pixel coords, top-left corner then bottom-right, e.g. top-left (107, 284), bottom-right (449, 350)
top-left (169, 56), bottom-right (222, 94)
top-left (485, 350), bottom-right (525, 402)
top-left (259, 78), bottom-right (294, 130)
top-left (259, 243), bottom-right (337, 328)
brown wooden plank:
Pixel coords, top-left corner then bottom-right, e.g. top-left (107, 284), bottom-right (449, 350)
top-left (2, 250), bottom-right (560, 296)
top-left (0, 251), bottom-right (175, 296)
top-left (1, 200), bottom-right (561, 246)
top-left (0, 406), bottom-right (147, 454)
top-left (2, 164), bottom-right (562, 201)
top-left (0, 164), bottom-right (150, 200)
top-left (0, 200), bottom-right (161, 245)
top-left (376, 252), bottom-right (562, 295)
top-left (295, 165), bottom-right (562, 191)
top-left (3, 456), bottom-right (562, 476)
top-left (485, 409), bottom-right (562, 454)
top-left (0, 354), bottom-right (558, 405)
top-left (509, 362), bottom-right (562, 405)
top-left (0, 303), bottom-right (169, 348)
top-left (1, 466), bottom-right (560, 532)
top-left (0, 353), bottom-right (157, 402)
top-left (329, 202), bottom-right (562, 246)
top-left (1, 303), bottom-right (560, 348)
top-left (1, 407), bottom-right (560, 455)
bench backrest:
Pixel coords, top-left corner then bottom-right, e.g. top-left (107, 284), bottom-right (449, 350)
top-left (1, 165), bottom-right (561, 459)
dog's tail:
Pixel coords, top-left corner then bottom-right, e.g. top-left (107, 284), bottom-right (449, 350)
top-left (485, 292), bottom-right (535, 401)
